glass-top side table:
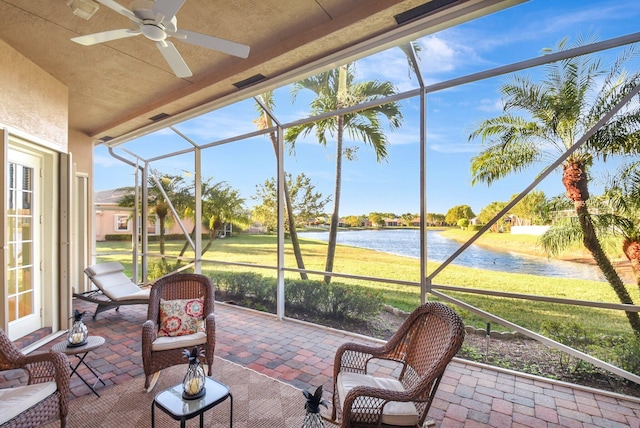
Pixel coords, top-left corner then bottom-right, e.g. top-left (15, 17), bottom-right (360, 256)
top-left (152, 377), bottom-right (233, 428)
top-left (51, 335), bottom-right (106, 397)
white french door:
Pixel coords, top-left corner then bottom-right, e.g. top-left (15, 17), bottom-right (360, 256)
top-left (7, 149), bottom-right (42, 339)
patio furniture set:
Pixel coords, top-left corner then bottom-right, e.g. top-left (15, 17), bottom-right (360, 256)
top-left (0, 262), bottom-right (463, 427)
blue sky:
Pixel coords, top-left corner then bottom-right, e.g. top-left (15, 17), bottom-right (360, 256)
top-left (94, 0), bottom-right (640, 217)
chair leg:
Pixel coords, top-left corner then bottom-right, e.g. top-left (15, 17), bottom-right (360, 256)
top-left (145, 371), bottom-right (161, 392)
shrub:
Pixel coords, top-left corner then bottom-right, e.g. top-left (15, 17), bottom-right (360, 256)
top-left (211, 271), bottom-right (383, 321)
top-left (285, 279), bottom-right (330, 310)
top-left (615, 337), bottom-right (640, 376)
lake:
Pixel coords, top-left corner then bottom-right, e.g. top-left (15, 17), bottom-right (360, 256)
top-left (299, 229), bottom-right (607, 281)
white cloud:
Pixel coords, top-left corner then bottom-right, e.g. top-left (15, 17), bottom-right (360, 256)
top-left (476, 98), bottom-right (503, 112)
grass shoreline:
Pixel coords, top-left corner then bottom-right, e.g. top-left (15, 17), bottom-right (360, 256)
top-left (439, 228), bottom-right (636, 284)
top-left (97, 230), bottom-right (640, 338)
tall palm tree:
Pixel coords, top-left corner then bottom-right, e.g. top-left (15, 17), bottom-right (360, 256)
top-left (469, 38), bottom-right (640, 335)
top-left (287, 64), bottom-right (402, 283)
top-left (254, 91), bottom-right (309, 280)
top-left (118, 174), bottom-right (188, 259)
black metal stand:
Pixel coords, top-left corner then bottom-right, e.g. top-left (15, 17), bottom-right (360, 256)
top-left (68, 351), bottom-right (106, 397)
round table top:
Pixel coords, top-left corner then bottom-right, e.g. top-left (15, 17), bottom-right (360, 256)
top-left (51, 335), bottom-right (105, 355)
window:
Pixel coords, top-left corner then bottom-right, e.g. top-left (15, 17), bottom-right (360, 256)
top-left (115, 214), bottom-right (130, 231)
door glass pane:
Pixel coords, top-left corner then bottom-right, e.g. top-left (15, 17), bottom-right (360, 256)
top-left (7, 269), bottom-right (16, 295)
top-left (8, 297), bottom-right (16, 322)
top-left (18, 292), bottom-right (33, 318)
top-left (18, 269), bottom-right (31, 292)
top-left (7, 161), bottom-right (36, 323)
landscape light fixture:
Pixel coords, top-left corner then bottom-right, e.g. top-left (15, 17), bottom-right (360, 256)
top-left (66, 0), bottom-right (100, 20)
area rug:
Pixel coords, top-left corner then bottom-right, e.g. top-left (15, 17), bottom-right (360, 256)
top-left (43, 356), bottom-right (338, 427)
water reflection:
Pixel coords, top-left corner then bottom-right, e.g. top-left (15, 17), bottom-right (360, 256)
top-left (299, 229), bottom-right (606, 281)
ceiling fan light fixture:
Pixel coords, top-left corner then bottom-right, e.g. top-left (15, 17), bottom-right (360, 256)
top-left (66, 0), bottom-right (100, 20)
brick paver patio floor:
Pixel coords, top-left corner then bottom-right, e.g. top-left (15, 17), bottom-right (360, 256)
top-left (7, 299), bottom-right (640, 427)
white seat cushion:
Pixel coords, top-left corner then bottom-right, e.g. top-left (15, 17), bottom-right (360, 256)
top-left (0, 382), bottom-right (57, 425)
top-left (151, 331), bottom-right (207, 351)
top-left (85, 262), bottom-right (126, 277)
top-left (85, 262), bottom-right (149, 301)
top-left (337, 372), bottom-right (418, 427)
top-left (114, 288), bottom-right (150, 301)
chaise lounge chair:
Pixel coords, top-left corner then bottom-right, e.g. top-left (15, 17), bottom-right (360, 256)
top-left (73, 262), bottom-right (151, 319)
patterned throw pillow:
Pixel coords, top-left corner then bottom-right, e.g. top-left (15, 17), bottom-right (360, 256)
top-left (158, 298), bottom-right (205, 337)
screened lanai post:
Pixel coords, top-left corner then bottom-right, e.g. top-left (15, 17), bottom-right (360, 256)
top-left (194, 147), bottom-right (203, 273)
top-left (141, 163), bottom-right (149, 283)
top-left (132, 160), bottom-right (139, 283)
top-left (400, 40), bottom-right (428, 304)
top-left (276, 124), bottom-right (285, 319)
top-left (420, 87), bottom-right (427, 304)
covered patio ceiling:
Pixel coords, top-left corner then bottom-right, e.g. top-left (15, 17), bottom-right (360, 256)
top-left (0, 0), bottom-right (522, 146)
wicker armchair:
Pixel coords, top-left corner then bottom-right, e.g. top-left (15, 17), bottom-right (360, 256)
top-left (142, 273), bottom-right (215, 389)
top-left (331, 302), bottom-right (465, 427)
top-left (0, 328), bottom-right (70, 428)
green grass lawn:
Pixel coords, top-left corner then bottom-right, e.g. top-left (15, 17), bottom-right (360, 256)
top-left (96, 232), bottom-right (640, 338)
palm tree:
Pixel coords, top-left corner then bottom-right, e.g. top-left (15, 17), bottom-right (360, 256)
top-left (286, 63), bottom-right (403, 283)
top-left (118, 174), bottom-right (188, 259)
top-left (177, 178), bottom-right (250, 258)
top-left (608, 162), bottom-right (640, 286)
top-left (200, 179), bottom-right (250, 253)
top-left (468, 38), bottom-right (640, 335)
top-left (254, 91), bottom-right (309, 280)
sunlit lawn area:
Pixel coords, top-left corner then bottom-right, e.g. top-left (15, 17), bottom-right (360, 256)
top-left (96, 232), bottom-right (640, 338)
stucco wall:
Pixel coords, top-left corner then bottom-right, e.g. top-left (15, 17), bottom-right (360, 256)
top-left (0, 40), bottom-right (68, 151)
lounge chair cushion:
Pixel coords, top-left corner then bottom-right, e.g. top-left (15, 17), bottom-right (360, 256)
top-left (85, 262), bottom-right (149, 301)
top-left (158, 298), bottom-right (205, 337)
top-left (0, 381), bottom-right (57, 425)
top-left (337, 372), bottom-right (419, 426)
top-left (151, 332), bottom-right (207, 351)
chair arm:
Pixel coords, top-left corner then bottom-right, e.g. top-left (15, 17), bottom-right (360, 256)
top-left (204, 313), bottom-right (215, 342)
top-left (17, 351), bottom-right (70, 386)
top-left (14, 350), bottom-right (71, 420)
top-left (204, 313), bottom-right (215, 376)
top-left (334, 341), bottom-right (395, 375)
top-left (142, 320), bottom-right (157, 358)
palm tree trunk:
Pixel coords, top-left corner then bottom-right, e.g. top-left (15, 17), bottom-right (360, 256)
top-left (622, 239), bottom-right (640, 288)
top-left (202, 228), bottom-right (220, 254)
top-left (159, 215), bottom-right (166, 260)
top-left (563, 161), bottom-right (640, 336)
top-left (324, 115), bottom-right (344, 283)
top-left (576, 203), bottom-right (640, 336)
top-left (179, 225), bottom-right (197, 258)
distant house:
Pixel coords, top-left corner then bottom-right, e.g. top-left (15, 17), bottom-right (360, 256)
top-left (384, 218), bottom-right (399, 227)
top-left (94, 189), bottom-right (205, 241)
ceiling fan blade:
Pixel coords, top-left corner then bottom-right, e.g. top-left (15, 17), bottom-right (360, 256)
top-left (152, 0), bottom-right (186, 24)
top-left (71, 28), bottom-right (141, 46)
top-left (94, 0), bottom-right (141, 22)
top-left (156, 41), bottom-right (192, 78)
top-left (177, 30), bottom-right (250, 58)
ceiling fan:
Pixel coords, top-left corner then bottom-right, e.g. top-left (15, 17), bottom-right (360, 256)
top-left (71, 0), bottom-right (250, 78)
